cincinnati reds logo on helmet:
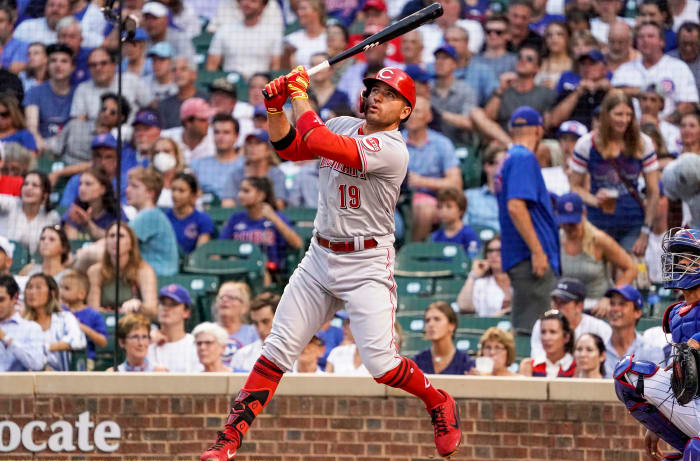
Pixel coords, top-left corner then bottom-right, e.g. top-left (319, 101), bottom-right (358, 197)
top-left (378, 68), bottom-right (395, 79)
top-left (362, 137), bottom-right (383, 152)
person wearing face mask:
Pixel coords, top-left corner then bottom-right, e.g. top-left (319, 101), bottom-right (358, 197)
top-left (148, 137), bottom-right (185, 208)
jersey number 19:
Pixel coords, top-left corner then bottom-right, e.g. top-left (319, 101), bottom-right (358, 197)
top-left (338, 184), bottom-right (361, 209)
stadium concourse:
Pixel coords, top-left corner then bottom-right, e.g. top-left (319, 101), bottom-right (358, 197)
top-left (0, 0), bottom-right (698, 458)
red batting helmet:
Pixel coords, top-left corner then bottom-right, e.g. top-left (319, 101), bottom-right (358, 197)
top-left (362, 67), bottom-right (416, 108)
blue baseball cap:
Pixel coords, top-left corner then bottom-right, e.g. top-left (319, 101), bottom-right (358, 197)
top-left (147, 41), bottom-right (174, 59)
top-left (132, 109), bottom-right (162, 128)
top-left (605, 285), bottom-right (643, 309)
top-left (551, 278), bottom-right (586, 302)
top-left (509, 106), bottom-right (543, 128)
top-left (577, 49), bottom-right (606, 64)
top-left (557, 120), bottom-right (588, 138)
top-left (557, 193), bottom-right (584, 224)
top-left (404, 64), bottom-right (430, 84)
top-left (434, 44), bottom-right (458, 61)
top-left (91, 133), bottom-right (117, 149)
top-left (253, 104), bottom-right (267, 118)
top-left (245, 129), bottom-right (269, 143)
top-left (158, 284), bottom-right (191, 307)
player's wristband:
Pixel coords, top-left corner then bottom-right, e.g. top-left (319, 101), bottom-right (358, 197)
top-left (296, 110), bottom-right (325, 138)
top-left (271, 126), bottom-right (297, 151)
top-left (640, 225), bottom-right (651, 235)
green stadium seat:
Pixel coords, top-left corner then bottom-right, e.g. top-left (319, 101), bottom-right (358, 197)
top-left (396, 311), bottom-right (425, 333)
top-left (400, 332), bottom-right (430, 356)
top-left (637, 317), bottom-right (661, 332)
top-left (183, 240), bottom-right (266, 293)
top-left (454, 332), bottom-right (482, 355)
top-left (196, 70), bottom-right (247, 98)
top-left (192, 31), bottom-right (213, 68)
top-left (69, 349), bottom-right (88, 371)
top-left (395, 242), bottom-right (470, 278)
top-left (458, 142), bottom-right (483, 190)
top-left (69, 239), bottom-right (92, 253)
top-left (9, 240), bottom-right (29, 273)
top-left (514, 334), bottom-right (531, 361)
top-left (207, 206), bottom-right (241, 232)
top-left (457, 316), bottom-right (512, 334)
top-left (158, 274), bottom-right (220, 327)
top-left (397, 296), bottom-right (435, 313)
top-left (395, 276), bottom-right (434, 297)
top-left (94, 312), bottom-right (120, 371)
top-left (283, 207), bottom-right (317, 227)
top-left (471, 225), bottom-right (498, 245)
top-left (200, 191), bottom-right (221, 209)
top-left (433, 277), bottom-right (465, 300)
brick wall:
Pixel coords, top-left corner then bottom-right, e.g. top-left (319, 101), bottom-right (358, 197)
top-left (0, 374), bottom-right (666, 460)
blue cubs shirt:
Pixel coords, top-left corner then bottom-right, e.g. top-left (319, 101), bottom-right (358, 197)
top-left (61, 305), bottom-right (107, 360)
top-left (219, 211), bottom-right (293, 270)
top-left (495, 144), bottom-right (560, 275)
top-left (165, 208), bottom-right (215, 254)
top-left (430, 225), bottom-right (480, 252)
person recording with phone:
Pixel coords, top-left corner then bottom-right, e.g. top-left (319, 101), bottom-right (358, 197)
top-left (457, 235), bottom-right (512, 317)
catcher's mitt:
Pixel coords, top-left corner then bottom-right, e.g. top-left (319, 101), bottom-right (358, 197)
top-left (671, 342), bottom-right (700, 405)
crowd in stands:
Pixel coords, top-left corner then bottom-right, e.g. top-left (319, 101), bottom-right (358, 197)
top-left (0, 0), bottom-right (698, 378)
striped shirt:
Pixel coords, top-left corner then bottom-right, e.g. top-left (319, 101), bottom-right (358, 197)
top-left (42, 311), bottom-right (87, 371)
top-left (0, 313), bottom-right (46, 371)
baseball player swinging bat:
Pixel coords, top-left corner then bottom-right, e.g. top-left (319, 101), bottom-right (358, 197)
top-left (262, 2), bottom-right (443, 100)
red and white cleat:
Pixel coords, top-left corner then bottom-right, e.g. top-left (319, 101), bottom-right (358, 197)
top-left (200, 430), bottom-right (241, 461)
top-left (428, 389), bottom-right (462, 458)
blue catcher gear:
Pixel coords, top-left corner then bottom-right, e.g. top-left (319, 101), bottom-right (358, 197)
top-left (684, 438), bottom-right (700, 461)
top-left (662, 228), bottom-right (700, 290)
top-left (614, 356), bottom-right (690, 452)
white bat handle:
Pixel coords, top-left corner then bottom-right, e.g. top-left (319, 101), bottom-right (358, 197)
top-left (306, 60), bottom-right (330, 77)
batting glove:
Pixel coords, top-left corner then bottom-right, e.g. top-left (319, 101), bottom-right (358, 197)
top-left (287, 65), bottom-right (310, 101)
top-left (263, 76), bottom-right (288, 115)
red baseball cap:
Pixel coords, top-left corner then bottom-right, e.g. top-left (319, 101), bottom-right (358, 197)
top-left (363, 0), bottom-right (387, 12)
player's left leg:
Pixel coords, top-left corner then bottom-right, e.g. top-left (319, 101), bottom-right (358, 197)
top-left (340, 247), bottom-right (461, 458)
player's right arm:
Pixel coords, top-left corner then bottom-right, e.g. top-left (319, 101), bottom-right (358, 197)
top-left (264, 75), bottom-right (315, 162)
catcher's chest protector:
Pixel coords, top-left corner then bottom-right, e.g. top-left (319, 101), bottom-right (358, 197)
top-left (664, 301), bottom-right (700, 344)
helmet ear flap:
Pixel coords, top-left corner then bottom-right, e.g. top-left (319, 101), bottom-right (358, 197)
top-left (360, 87), bottom-right (370, 114)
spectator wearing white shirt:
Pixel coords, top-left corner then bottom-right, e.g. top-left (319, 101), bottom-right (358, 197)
top-left (146, 284), bottom-right (203, 372)
top-left (141, 2), bottom-right (196, 68)
top-left (590, 0), bottom-right (635, 44)
top-left (230, 292), bottom-right (279, 372)
top-left (24, 273), bottom-right (86, 371)
top-left (530, 278), bottom-right (612, 358)
top-left (161, 98), bottom-right (216, 164)
top-left (283, 0), bottom-right (327, 69)
top-left (639, 82), bottom-right (683, 155)
top-left (193, 322), bottom-right (231, 372)
top-left (669, 0), bottom-right (700, 31)
top-left (205, 0), bottom-right (282, 79)
top-left (457, 236), bottom-right (512, 317)
top-left (12, 0), bottom-right (71, 45)
top-left (419, 0), bottom-right (484, 64)
top-left (611, 22), bottom-right (699, 119)
top-left (71, 0), bottom-right (108, 48)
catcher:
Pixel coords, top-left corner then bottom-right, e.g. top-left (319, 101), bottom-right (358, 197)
top-left (615, 227), bottom-right (700, 460)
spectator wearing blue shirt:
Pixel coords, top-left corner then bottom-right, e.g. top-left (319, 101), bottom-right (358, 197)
top-left (165, 172), bottom-right (215, 254)
top-left (56, 17), bottom-right (92, 86)
top-left (60, 270), bottom-right (107, 366)
top-left (464, 145), bottom-right (505, 232)
top-left (0, 93), bottom-right (37, 154)
top-left (0, 5), bottom-right (29, 73)
top-left (0, 275), bottom-right (45, 371)
top-left (190, 114), bottom-right (242, 202)
top-left (431, 188), bottom-right (480, 255)
top-left (220, 177), bottom-right (302, 274)
top-left (414, 301), bottom-right (475, 375)
top-left (24, 43), bottom-right (76, 146)
top-left (403, 96), bottom-right (462, 242)
top-left (496, 106), bottom-right (560, 334)
top-left (126, 167), bottom-right (179, 276)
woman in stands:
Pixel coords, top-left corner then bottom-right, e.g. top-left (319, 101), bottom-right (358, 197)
top-left (23, 273), bottom-right (86, 371)
top-left (19, 225), bottom-right (70, 284)
top-left (283, 0), bottom-right (327, 69)
top-left (165, 172), bottom-right (214, 255)
top-left (569, 89), bottom-right (660, 256)
top-left (680, 112), bottom-right (700, 154)
top-left (470, 327), bottom-right (519, 377)
top-left (193, 322), bottom-right (232, 372)
top-left (457, 235), bottom-right (512, 317)
top-left (220, 177), bottom-right (301, 278)
top-left (414, 301), bottom-right (475, 375)
top-left (86, 222), bottom-right (157, 318)
top-left (149, 137), bottom-right (186, 208)
top-left (63, 168), bottom-right (123, 240)
top-left (0, 94), bottom-right (37, 155)
top-left (573, 333), bottom-right (606, 379)
top-left (535, 22), bottom-right (574, 89)
top-left (520, 309), bottom-right (576, 377)
top-left (0, 170), bottom-right (60, 254)
top-left (108, 313), bottom-right (164, 372)
top-left (557, 192), bottom-right (637, 316)
top-left (214, 281), bottom-right (259, 368)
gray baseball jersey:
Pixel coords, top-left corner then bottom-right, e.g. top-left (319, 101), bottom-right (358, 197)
top-left (314, 116), bottom-right (409, 240)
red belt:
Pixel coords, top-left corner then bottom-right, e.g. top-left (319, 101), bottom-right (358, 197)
top-left (316, 236), bottom-right (377, 252)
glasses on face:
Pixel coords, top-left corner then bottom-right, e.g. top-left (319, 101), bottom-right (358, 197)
top-left (0, 111), bottom-right (9, 118)
top-left (126, 334), bottom-right (150, 342)
top-left (518, 54), bottom-right (536, 63)
top-left (88, 60), bottom-right (110, 68)
top-left (486, 28), bottom-right (506, 36)
top-left (100, 107), bottom-right (117, 115)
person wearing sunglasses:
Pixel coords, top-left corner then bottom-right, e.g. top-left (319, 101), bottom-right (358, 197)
top-left (476, 15), bottom-right (518, 79)
top-left (485, 44), bottom-right (557, 131)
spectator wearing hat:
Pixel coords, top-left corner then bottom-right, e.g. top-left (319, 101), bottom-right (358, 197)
top-left (48, 92), bottom-right (131, 170)
top-left (0, 237), bottom-right (13, 274)
top-left (612, 22), bottom-right (698, 119)
top-left (121, 28), bottom-right (151, 77)
top-left (55, 17), bottom-right (91, 86)
top-left (130, 108), bottom-right (162, 167)
top-left (496, 106), bottom-right (559, 335)
top-left (139, 1), bottom-right (195, 68)
top-left (557, 192), bottom-right (637, 315)
top-left (144, 42), bottom-right (177, 102)
top-left (209, 77), bottom-right (255, 146)
top-left (475, 15), bottom-right (518, 79)
top-left (556, 120), bottom-right (588, 166)
top-left (161, 98), bottom-right (216, 164)
top-left (530, 277), bottom-right (612, 358)
top-left (639, 82), bottom-right (683, 155)
top-left (157, 56), bottom-right (208, 129)
top-left (283, 0), bottom-right (327, 69)
top-left (0, 275), bottom-right (46, 371)
top-left (147, 284), bottom-right (203, 372)
top-left (190, 113), bottom-right (242, 201)
top-left (70, 47), bottom-right (154, 122)
top-left (206, 0), bottom-right (282, 79)
top-left (308, 52), bottom-right (352, 122)
top-left (485, 44), bottom-right (557, 131)
top-left (550, 49), bottom-right (611, 129)
top-left (230, 292), bottom-right (280, 372)
top-left (12, 0), bottom-right (71, 46)
top-left (603, 285), bottom-right (665, 377)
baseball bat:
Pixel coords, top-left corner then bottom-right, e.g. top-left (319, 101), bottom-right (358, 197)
top-left (263, 2), bottom-right (443, 99)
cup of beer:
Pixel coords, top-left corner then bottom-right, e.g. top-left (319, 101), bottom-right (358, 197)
top-left (600, 188), bottom-right (619, 214)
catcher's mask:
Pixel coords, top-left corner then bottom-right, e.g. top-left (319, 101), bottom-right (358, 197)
top-left (662, 227), bottom-right (700, 290)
